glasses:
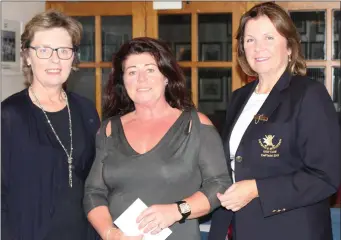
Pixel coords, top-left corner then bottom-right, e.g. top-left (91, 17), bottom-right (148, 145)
top-left (29, 46), bottom-right (76, 60)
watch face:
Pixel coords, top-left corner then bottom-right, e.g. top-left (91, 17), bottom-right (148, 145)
top-left (179, 203), bottom-right (191, 214)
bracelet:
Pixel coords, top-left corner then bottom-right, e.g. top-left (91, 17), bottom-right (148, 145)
top-left (106, 227), bottom-right (117, 240)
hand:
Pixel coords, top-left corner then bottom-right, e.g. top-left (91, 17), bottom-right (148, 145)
top-left (119, 235), bottom-right (144, 240)
top-left (107, 228), bottom-right (143, 240)
top-left (217, 179), bottom-right (259, 212)
top-left (136, 204), bottom-right (181, 235)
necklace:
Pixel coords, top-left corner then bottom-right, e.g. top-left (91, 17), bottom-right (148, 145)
top-left (255, 83), bottom-right (271, 95)
top-left (30, 87), bottom-right (73, 188)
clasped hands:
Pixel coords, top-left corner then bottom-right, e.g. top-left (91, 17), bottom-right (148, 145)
top-left (218, 179), bottom-right (259, 212)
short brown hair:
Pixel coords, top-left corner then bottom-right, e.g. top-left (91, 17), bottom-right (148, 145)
top-left (236, 2), bottom-right (306, 77)
top-left (21, 9), bottom-right (82, 85)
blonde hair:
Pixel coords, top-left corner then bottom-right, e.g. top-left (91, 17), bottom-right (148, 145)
top-left (21, 9), bottom-right (82, 85)
top-left (236, 2), bottom-right (306, 77)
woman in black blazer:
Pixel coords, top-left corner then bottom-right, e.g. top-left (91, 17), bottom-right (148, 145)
top-left (1, 10), bottom-right (99, 240)
top-left (209, 2), bottom-right (340, 240)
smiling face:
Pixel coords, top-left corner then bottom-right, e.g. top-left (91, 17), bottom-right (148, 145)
top-left (26, 27), bottom-right (74, 88)
top-left (243, 15), bottom-right (291, 78)
top-left (123, 53), bottom-right (167, 106)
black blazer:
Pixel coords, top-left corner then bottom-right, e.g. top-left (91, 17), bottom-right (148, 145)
top-left (209, 71), bottom-right (340, 240)
top-left (1, 89), bottom-right (100, 240)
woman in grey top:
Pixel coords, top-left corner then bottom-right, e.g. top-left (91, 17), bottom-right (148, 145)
top-left (84, 37), bottom-right (231, 240)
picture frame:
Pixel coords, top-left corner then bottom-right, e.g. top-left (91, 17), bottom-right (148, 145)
top-left (200, 42), bottom-right (222, 61)
top-left (199, 78), bottom-right (223, 102)
top-left (309, 42), bottom-right (324, 59)
top-left (296, 20), bottom-right (306, 35)
top-left (316, 20), bottom-right (325, 34)
top-left (1, 19), bottom-right (22, 72)
top-left (174, 42), bottom-right (191, 61)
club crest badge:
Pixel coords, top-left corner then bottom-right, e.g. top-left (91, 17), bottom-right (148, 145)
top-left (258, 135), bottom-right (282, 157)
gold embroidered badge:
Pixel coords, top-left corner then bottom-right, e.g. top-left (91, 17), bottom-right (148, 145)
top-left (258, 135), bottom-right (282, 157)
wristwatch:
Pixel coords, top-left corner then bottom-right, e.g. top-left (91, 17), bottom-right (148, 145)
top-left (175, 201), bottom-right (191, 223)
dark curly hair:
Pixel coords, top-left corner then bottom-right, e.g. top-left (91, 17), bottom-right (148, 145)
top-left (103, 37), bottom-right (194, 119)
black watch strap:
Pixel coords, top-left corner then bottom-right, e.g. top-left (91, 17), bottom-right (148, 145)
top-left (176, 201), bottom-right (191, 224)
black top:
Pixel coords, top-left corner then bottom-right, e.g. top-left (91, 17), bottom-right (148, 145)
top-left (1, 89), bottom-right (100, 240)
top-left (84, 109), bottom-right (232, 240)
top-left (208, 71), bottom-right (340, 240)
top-left (41, 107), bottom-right (86, 239)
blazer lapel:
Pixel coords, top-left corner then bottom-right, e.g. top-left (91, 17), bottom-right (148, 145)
top-left (223, 81), bottom-right (257, 158)
top-left (240, 70), bottom-right (292, 142)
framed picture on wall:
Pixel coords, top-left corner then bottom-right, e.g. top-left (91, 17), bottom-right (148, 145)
top-left (200, 42), bottom-right (222, 61)
top-left (310, 42), bottom-right (324, 59)
top-left (316, 20), bottom-right (325, 34)
top-left (296, 20), bottom-right (306, 35)
top-left (1, 19), bottom-right (22, 73)
top-left (199, 78), bottom-right (223, 102)
top-left (175, 42), bottom-right (191, 61)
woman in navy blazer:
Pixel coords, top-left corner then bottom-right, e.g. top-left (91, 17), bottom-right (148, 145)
top-left (209, 2), bottom-right (340, 240)
top-left (1, 10), bottom-right (99, 240)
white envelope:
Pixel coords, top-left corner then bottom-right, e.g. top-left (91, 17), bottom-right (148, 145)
top-left (114, 198), bottom-right (172, 240)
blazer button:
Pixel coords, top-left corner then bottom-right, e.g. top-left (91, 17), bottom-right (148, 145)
top-left (236, 156), bottom-right (243, 162)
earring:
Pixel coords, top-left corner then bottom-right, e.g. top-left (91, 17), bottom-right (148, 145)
top-left (288, 55), bottom-right (291, 62)
top-left (165, 79), bottom-right (169, 85)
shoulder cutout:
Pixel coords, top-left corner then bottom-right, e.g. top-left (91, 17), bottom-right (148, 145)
top-left (105, 120), bottom-right (112, 137)
top-left (198, 112), bottom-right (213, 126)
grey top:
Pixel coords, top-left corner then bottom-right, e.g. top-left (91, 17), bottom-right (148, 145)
top-left (84, 109), bottom-right (231, 240)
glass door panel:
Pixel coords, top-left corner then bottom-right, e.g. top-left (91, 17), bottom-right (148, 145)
top-left (198, 14), bottom-right (232, 62)
top-left (73, 17), bottom-right (95, 62)
top-left (290, 11), bottom-right (326, 60)
top-left (148, 2), bottom-right (245, 108)
top-left (158, 15), bottom-right (191, 61)
top-left (198, 68), bottom-right (232, 133)
top-left (101, 16), bottom-right (132, 62)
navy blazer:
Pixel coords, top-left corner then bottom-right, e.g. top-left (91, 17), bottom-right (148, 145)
top-left (209, 71), bottom-right (340, 240)
top-left (1, 89), bottom-right (100, 240)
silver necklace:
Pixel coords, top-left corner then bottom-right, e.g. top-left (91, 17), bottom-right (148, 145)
top-left (30, 87), bottom-right (73, 188)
